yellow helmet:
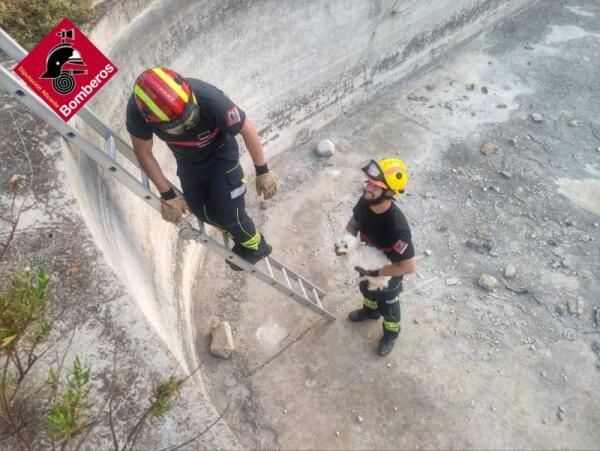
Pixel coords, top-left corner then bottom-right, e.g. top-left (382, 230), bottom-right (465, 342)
top-left (362, 158), bottom-right (408, 195)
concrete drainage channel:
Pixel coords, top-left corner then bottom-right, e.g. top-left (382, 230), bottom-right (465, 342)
top-left (52, 0), bottom-right (600, 448)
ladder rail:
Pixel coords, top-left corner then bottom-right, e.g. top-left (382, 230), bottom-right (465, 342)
top-left (0, 65), bottom-right (189, 232)
top-left (0, 45), bottom-right (335, 322)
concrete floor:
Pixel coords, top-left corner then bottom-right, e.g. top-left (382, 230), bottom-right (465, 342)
top-left (193, 1), bottom-right (600, 449)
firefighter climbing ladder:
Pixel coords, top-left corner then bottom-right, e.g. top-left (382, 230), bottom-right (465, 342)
top-left (0, 28), bottom-right (335, 322)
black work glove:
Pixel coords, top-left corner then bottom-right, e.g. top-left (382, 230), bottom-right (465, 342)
top-left (354, 266), bottom-right (379, 277)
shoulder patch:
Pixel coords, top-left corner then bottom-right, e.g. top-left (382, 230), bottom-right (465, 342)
top-left (226, 106), bottom-right (241, 126)
top-left (393, 239), bottom-right (409, 254)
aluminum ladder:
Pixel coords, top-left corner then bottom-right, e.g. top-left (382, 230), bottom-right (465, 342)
top-left (0, 28), bottom-right (335, 322)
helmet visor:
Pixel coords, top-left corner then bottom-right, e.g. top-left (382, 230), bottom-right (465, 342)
top-left (361, 160), bottom-right (389, 190)
top-left (161, 97), bottom-right (199, 135)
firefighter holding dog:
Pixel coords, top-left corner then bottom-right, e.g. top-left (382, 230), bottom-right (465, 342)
top-left (126, 68), bottom-right (276, 268)
top-left (344, 158), bottom-right (416, 356)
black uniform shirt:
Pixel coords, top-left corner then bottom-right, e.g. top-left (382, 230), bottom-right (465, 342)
top-left (352, 198), bottom-right (415, 266)
top-left (126, 79), bottom-right (246, 163)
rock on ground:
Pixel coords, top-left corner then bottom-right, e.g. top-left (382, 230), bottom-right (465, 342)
top-left (504, 264), bottom-right (516, 279)
top-left (480, 142), bottom-right (499, 155)
top-left (210, 321), bottom-right (235, 358)
top-left (478, 274), bottom-right (499, 291)
top-left (315, 139), bottom-right (336, 157)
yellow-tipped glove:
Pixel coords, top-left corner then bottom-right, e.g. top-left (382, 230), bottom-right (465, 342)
top-left (255, 165), bottom-right (277, 200)
top-left (160, 188), bottom-right (188, 223)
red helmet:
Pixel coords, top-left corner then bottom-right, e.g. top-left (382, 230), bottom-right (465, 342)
top-left (133, 68), bottom-right (196, 129)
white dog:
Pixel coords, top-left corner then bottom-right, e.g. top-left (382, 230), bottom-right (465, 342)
top-left (334, 233), bottom-right (392, 291)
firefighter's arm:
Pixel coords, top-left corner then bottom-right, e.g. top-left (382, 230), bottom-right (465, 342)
top-left (240, 118), bottom-right (266, 166)
top-left (130, 135), bottom-right (172, 195)
top-left (240, 118), bottom-right (277, 200)
top-left (378, 257), bottom-right (417, 277)
top-left (346, 218), bottom-right (359, 236)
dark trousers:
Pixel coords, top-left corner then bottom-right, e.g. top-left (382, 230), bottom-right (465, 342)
top-left (359, 279), bottom-right (402, 339)
top-left (177, 154), bottom-right (262, 251)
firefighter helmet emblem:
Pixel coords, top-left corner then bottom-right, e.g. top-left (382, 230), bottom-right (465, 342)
top-left (40, 28), bottom-right (87, 95)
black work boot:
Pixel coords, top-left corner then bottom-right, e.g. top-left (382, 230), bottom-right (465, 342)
top-left (226, 234), bottom-right (272, 271)
top-left (348, 308), bottom-right (381, 322)
top-left (377, 335), bottom-right (396, 356)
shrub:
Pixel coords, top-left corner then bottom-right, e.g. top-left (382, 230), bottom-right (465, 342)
top-left (0, 0), bottom-right (94, 50)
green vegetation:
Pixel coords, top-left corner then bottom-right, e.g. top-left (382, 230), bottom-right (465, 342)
top-left (0, 0), bottom-right (95, 50)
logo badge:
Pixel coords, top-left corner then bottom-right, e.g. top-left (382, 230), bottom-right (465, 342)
top-left (14, 17), bottom-right (118, 121)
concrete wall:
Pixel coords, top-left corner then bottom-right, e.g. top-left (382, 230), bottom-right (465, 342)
top-left (63, 0), bottom-right (532, 440)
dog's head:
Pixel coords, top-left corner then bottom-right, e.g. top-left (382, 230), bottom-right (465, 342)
top-left (334, 233), bottom-right (361, 256)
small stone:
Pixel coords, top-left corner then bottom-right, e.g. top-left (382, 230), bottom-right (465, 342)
top-left (394, 406), bottom-right (398, 412)
top-left (470, 400), bottom-right (475, 409)
top-left (490, 406), bottom-right (497, 412)
top-left (504, 264), bottom-right (516, 279)
top-left (466, 83), bottom-right (475, 91)
top-left (407, 92), bottom-right (429, 102)
top-left (438, 225), bottom-right (449, 232)
top-left (475, 227), bottom-right (492, 240)
top-left (480, 142), bottom-right (499, 155)
top-left (557, 411), bottom-right (564, 421)
top-left (554, 304), bottom-right (565, 316)
top-left (531, 113), bottom-right (544, 123)
top-left (478, 274), bottom-right (499, 292)
top-left (210, 321), bottom-right (235, 359)
top-left (497, 103), bottom-right (508, 109)
top-left (413, 319), bottom-right (419, 324)
top-left (283, 409), bottom-right (288, 414)
top-left (481, 86), bottom-right (488, 94)
top-left (508, 137), bottom-right (518, 146)
top-left (357, 415), bottom-right (364, 424)
top-left (425, 84), bottom-right (436, 91)
top-left (568, 119), bottom-right (580, 127)
top-left (558, 406), bottom-right (565, 413)
top-left (446, 278), bottom-right (460, 286)
top-left (500, 171), bottom-right (513, 179)
top-left (541, 371), bottom-right (547, 378)
top-left (594, 223), bottom-right (599, 228)
top-left (386, 363), bottom-right (392, 368)
top-left (315, 139), bottom-right (335, 157)
top-left (542, 418), bottom-right (548, 424)
top-left (466, 238), bottom-right (493, 254)
top-left (425, 249), bottom-right (433, 257)
top-left (335, 431), bottom-right (340, 437)
top-left (567, 298), bottom-right (584, 315)
top-left (565, 218), bottom-right (575, 226)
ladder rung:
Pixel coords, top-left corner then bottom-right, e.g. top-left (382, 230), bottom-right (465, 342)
top-left (141, 171), bottom-right (150, 189)
top-left (298, 279), bottom-right (309, 300)
top-left (312, 288), bottom-right (322, 308)
top-left (106, 135), bottom-right (115, 160)
top-left (264, 257), bottom-right (274, 278)
top-left (281, 268), bottom-right (292, 289)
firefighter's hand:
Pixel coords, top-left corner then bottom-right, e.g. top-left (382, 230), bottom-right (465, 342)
top-left (160, 196), bottom-right (188, 223)
top-left (354, 266), bottom-right (379, 277)
top-left (256, 171), bottom-right (277, 200)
